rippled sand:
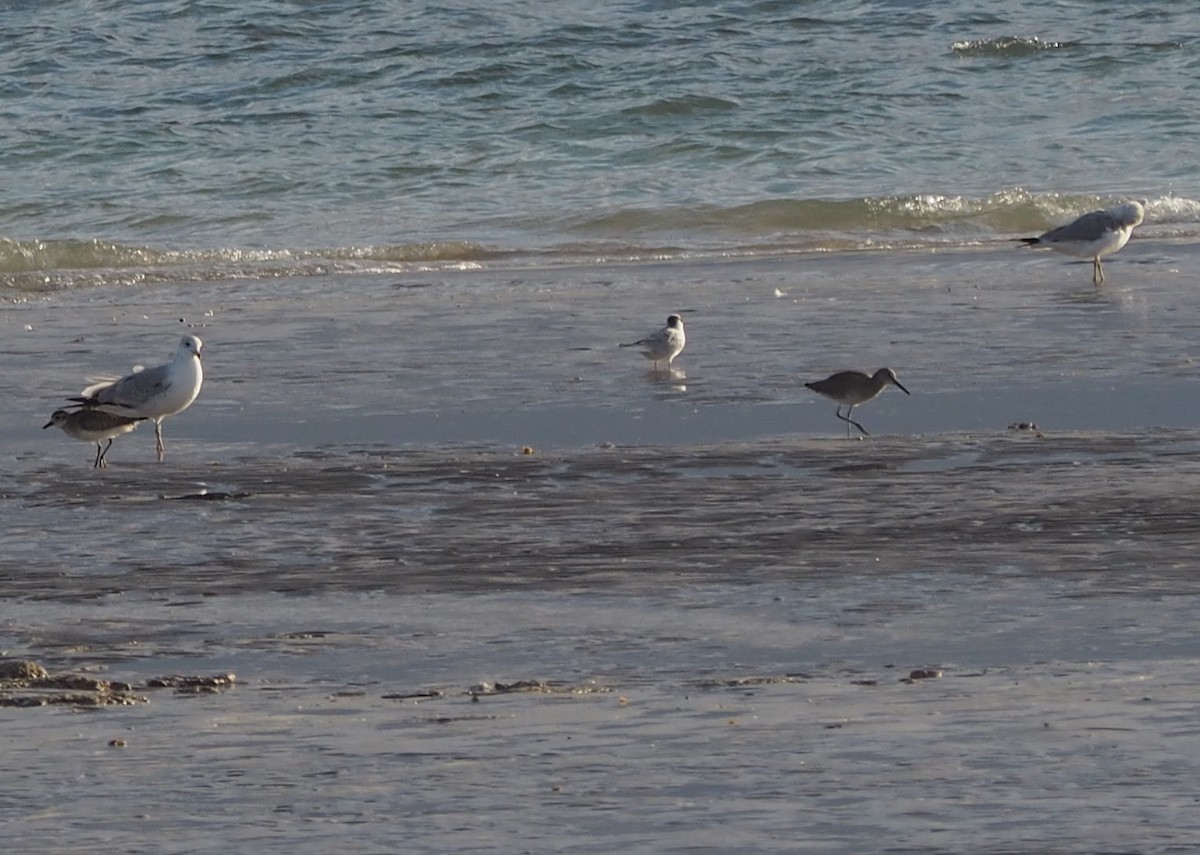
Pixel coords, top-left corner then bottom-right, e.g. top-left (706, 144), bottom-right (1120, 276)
top-left (5, 244), bottom-right (1200, 852)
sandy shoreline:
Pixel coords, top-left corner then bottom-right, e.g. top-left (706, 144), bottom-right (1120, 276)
top-left (5, 243), bottom-right (1200, 851)
top-left (6, 432), bottom-right (1200, 851)
top-left (5, 581), bottom-right (1200, 853)
top-left (9, 428), bottom-right (1200, 594)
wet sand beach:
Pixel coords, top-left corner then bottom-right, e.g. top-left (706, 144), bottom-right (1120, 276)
top-left (5, 243), bottom-right (1200, 852)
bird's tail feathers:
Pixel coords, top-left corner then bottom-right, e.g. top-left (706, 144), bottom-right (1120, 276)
top-left (78, 368), bottom-right (142, 399)
top-left (65, 397), bottom-right (140, 419)
top-left (78, 378), bottom-right (117, 398)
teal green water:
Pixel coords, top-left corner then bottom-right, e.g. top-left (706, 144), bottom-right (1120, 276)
top-left (2, 0), bottom-right (1198, 288)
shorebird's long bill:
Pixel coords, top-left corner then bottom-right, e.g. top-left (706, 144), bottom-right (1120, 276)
top-left (892, 378), bottom-right (911, 395)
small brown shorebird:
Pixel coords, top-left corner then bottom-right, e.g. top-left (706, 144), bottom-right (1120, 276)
top-left (44, 408), bottom-right (144, 468)
top-left (805, 368), bottom-right (910, 437)
top-left (620, 314), bottom-right (686, 370)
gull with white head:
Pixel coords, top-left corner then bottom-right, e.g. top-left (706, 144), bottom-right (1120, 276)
top-left (69, 335), bottom-right (204, 462)
top-left (1019, 200), bottom-right (1145, 285)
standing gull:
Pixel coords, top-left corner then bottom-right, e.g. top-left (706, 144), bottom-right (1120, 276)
top-left (43, 408), bottom-right (144, 468)
top-left (805, 368), bottom-right (910, 437)
top-left (69, 335), bottom-right (204, 462)
top-left (1019, 200), bottom-right (1145, 285)
top-left (620, 314), bottom-right (686, 370)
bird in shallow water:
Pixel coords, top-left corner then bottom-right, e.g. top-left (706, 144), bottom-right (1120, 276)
top-left (43, 408), bottom-right (144, 468)
top-left (805, 367), bottom-right (910, 437)
top-left (620, 314), bottom-right (685, 371)
top-left (1018, 200), bottom-right (1145, 285)
top-left (68, 335), bottom-right (204, 462)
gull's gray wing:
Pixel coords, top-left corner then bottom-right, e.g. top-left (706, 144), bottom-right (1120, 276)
top-left (81, 363), bottom-right (172, 410)
top-left (621, 328), bottom-right (666, 348)
top-left (1041, 210), bottom-right (1120, 243)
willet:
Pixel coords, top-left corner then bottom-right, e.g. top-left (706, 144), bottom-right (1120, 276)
top-left (620, 314), bottom-right (686, 370)
top-left (805, 368), bottom-right (910, 437)
top-left (43, 408), bottom-right (144, 468)
top-left (69, 335), bottom-right (204, 462)
top-left (1018, 200), bottom-right (1145, 285)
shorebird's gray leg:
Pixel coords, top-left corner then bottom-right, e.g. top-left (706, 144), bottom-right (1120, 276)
top-left (835, 406), bottom-right (870, 437)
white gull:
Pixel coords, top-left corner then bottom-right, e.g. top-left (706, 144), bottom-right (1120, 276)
top-left (1019, 200), bottom-right (1145, 285)
top-left (69, 335), bottom-right (204, 462)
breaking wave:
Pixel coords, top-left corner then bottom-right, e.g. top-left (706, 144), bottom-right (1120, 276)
top-left (4, 190), bottom-right (1195, 295)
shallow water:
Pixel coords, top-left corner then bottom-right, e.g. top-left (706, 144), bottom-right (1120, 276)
top-left (8, 240), bottom-right (1200, 453)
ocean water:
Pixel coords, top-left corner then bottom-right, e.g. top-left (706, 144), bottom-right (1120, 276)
top-left (2, 0), bottom-right (1199, 290)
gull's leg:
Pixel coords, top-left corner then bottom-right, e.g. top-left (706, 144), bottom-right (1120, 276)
top-left (1093, 256), bottom-right (1104, 285)
top-left (155, 419), bottom-right (165, 462)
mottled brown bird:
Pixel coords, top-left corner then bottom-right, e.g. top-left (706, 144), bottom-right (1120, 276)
top-left (44, 408), bottom-right (144, 468)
